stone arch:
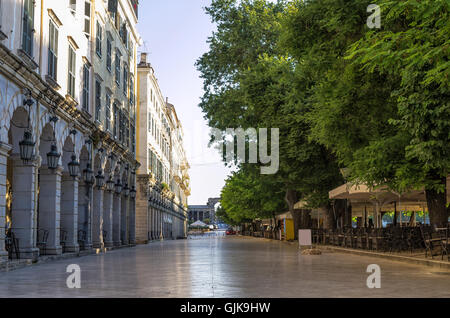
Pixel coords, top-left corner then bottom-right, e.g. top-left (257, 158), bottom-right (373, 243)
top-left (79, 145), bottom-right (90, 173)
top-left (104, 159), bottom-right (113, 182)
top-left (8, 106), bottom-right (34, 155)
top-left (39, 123), bottom-right (57, 167)
top-left (61, 135), bottom-right (76, 174)
top-left (93, 153), bottom-right (103, 172)
top-left (1, 89), bottom-right (36, 144)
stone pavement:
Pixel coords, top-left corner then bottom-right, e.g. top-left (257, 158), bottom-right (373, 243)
top-left (0, 235), bottom-right (448, 298)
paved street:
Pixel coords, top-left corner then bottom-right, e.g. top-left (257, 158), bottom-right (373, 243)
top-left (0, 234), bottom-right (449, 298)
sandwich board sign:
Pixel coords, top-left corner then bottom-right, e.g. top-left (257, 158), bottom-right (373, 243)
top-left (298, 230), bottom-right (312, 249)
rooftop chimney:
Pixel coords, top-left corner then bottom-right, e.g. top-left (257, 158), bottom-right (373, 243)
top-left (140, 52), bottom-right (147, 64)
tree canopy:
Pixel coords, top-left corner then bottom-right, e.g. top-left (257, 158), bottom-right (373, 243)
top-left (198, 0), bottom-right (450, 228)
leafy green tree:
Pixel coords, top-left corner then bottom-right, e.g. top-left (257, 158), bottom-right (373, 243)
top-left (346, 0), bottom-right (450, 226)
top-left (197, 0), bottom-right (344, 232)
top-left (216, 205), bottom-right (241, 226)
top-left (282, 0), bottom-right (449, 226)
top-left (220, 165), bottom-right (286, 225)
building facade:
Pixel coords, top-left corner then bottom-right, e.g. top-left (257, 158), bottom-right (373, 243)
top-left (188, 198), bottom-right (220, 224)
top-left (136, 53), bottom-right (190, 243)
top-left (0, 0), bottom-right (140, 262)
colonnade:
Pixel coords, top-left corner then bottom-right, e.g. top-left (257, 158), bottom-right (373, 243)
top-left (135, 175), bottom-right (187, 244)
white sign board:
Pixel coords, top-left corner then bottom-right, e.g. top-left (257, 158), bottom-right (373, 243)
top-left (298, 230), bottom-right (312, 247)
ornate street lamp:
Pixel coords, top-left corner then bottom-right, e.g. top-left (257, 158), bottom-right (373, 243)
top-left (83, 163), bottom-right (94, 185)
top-left (68, 155), bottom-right (80, 178)
top-left (130, 186), bottom-right (137, 199)
top-left (115, 179), bottom-right (123, 195)
top-left (46, 116), bottom-right (61, 170)
top-left (18, 92), bottom-right (35, 164)
top-left (19, 131), bottom-right (35, 164)
top-left (106, 177), bottom-right (115, 192)
top-left (95, 171), bottom-right (105, 189)
top-left (47, 144), bottom-right (61, 170)
top-left (123, 184), bottom-right (130, 197)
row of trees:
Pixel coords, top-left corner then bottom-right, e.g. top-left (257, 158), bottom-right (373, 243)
top-left (196, 0), bottom-right (450, 231)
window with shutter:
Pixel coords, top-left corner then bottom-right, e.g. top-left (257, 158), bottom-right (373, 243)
top-left (96, 22), bottom-right (102, 57)
top-left (22, 0), bottom-right (34, 56)
top-left (48, 20), bottom-right (58, 80)
top-left (106, 92), bottom-right (111, 131)
top-left (106, 37), bottom-right (112, 72)
top-left (115, 50), bottom-right (121, 86)
top-left (67, 45), bottom-right (76, 97)
top-left (84, 1), bottom-right (91, 36)
top-left (95, 80), bottom-right (102, 122)
top-left (82, 64), bottom-right (90, 111)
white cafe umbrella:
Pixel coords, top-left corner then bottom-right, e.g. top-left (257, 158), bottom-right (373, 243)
top-left (190, 220), bottom-right (207, 228)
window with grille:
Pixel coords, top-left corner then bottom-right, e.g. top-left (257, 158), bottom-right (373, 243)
top-left (22, 0), bottom-right (34, 56)
top-left (48, 20), bottom-right (58, 80)
top-left (67, 45), bottom-right (76, 97)
top-left (96, 22), bottom-right (102, 57)
top-left (95, 80), bottom-right (101, 122)
top-left (106, 92), bottom-right (111, 131)
top-left (82, 64), bottom-right (90, 111)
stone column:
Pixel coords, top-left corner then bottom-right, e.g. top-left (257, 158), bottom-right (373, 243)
top-left (151, 207), bottom-right (156, 240)
top-left (78, 182), bottom-right (93, 250)
top-left (0, 143), bottom-right (12, 262)
top-left (135, 175), bottom-right (149, 244)
top-left (10, 155), bottom-right (39, 259)
top-left (121, 196), bottom-right (128, 245)
top-left (156, 209), bottom-right (162, 240)
top-left (129, 199), bottom-right (136, 245)
top-left (148, 206), bottom-right (152, 240)
top-left (38, 167), bottom-right (63, 255)
top-left (112, 193), bottom-right (121, 246)
top-left (147, 205), bottom-right (151, 241)
top-left (60, 174), bottom-right (79, 253)
top-left (92, 187), bottom-right (104, 249)
top-left (103, 191), bottom-right (114, 248)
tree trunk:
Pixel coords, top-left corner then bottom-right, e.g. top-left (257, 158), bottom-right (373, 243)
top-left (425, 179), bottom-right (448, 228)
top-left (285, 189), bottom-right (305, 239)
top-left (393, 202), bottom-right (398, 227)
top-left (321, 204), bottom-right (336, 230)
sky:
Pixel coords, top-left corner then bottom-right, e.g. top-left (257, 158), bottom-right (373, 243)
top-left (137, 0), bottom-right (232, 205)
